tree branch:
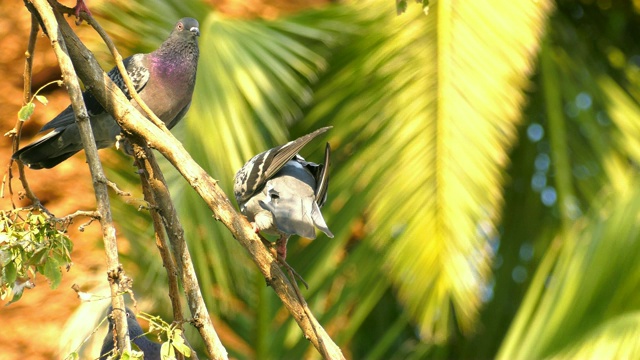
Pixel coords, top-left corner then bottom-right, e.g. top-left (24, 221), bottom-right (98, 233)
top-left (54, 10), bottom-right (344, 359)
top-left (28, 0), bottom-right (131, 355)
top-left (7, 12), bottom-right (43, 212)
top-left (131, 140), bottom-right (226, 360)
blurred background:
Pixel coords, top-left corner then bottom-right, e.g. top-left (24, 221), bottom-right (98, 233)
top-left (2, 0), bottom-right (640, 359)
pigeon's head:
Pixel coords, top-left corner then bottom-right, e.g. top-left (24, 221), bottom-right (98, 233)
top-left (106, 306), bottom-right (142, 332)
top-left (173, 17), bottom-right (200, 38)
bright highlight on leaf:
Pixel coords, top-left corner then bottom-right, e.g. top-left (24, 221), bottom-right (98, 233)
top-left (35, 95), bottom-right (48, 105)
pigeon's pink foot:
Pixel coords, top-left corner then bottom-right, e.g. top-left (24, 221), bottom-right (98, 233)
top-left (74, 0), bottom-right (91, 23)
top-left (276, 235), bottom-right (288, 261)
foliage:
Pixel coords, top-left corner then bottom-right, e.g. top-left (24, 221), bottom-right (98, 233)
top-left (16, 80), bottom-right (62, 121)
top-left (54, 0), bottom-right (640, 359)
top-left (0, 210), bottom-right (73, 305)
top-left (139, 311), bottom-right (193, 358)
top-left (498, 186), bottom-right (640, 360)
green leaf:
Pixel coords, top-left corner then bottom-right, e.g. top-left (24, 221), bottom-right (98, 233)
top-left (43, 257), bottom-right (62, 289)
top-left (0, 250), bottom-right (12, 267)
top-left (34, 95), bottom-right (48, 105)
top-left (6, 279), bottom-right (32, 306)
top-left (27, 247), bottom-right (48, 266)
top-left (6, 286), bottom-right (24, 306)
top-left (18, 103), bottom-right (35, 121)
top-left (396, 0), bottom-right (408, 15)
top-left (64, 352), bottom-right (79, 360)
top-left (170, 329), bottom-right (191, 356)
top-left (161, 341), bottom-right (176, 359)
top-left (120, 349), bottom-right (144, 360)
top-left (3, 261), bottom-right (17, 285)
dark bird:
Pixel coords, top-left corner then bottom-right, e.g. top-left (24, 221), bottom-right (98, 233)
top-left (100, 307), bottom-right (161, 360)
top-left (234, 127), bottom-right (334, 262)
top-left (13, 17), bottom-right (200, 169)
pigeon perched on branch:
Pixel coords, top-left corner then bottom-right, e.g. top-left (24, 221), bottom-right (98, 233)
top-left (234, 127), bottom-right (334, 263)
top-left (13, 17), bottom-right (200, 169)
top-left (100, 307), bottom-right (161, 360)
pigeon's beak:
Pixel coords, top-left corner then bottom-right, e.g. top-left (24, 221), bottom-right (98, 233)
top-left (190, 27), bottom-right (200, 37)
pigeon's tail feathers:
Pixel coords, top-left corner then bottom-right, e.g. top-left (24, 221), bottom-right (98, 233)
top-left (12, 130), bottom-right (79, 169)
top-left (311, 202), bottom-right (334, 238)
top-left (314, 143), bottom-right (331, 207)
top-left (40, 107), bottom-right (76, 132)
top-left (264, 126), bottom-right (332, 181)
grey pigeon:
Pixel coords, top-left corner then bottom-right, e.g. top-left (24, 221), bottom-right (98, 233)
top-left (100, 307), bottom-right (161, 360)
top-left (234, 127), bottom-right (334, 260)
top-left (13, 18), bottom-right (200, 169)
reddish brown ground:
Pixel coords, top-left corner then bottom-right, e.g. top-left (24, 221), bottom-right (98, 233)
top-left (0, 1), bottom-right (326, 359)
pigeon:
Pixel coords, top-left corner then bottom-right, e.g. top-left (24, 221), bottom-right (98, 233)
top-left (234, 127), bottom-right (334, 262)
top-left (100, 307), bottom-right (161, 360)
top-left (13, 17), bottom-right (200, 169)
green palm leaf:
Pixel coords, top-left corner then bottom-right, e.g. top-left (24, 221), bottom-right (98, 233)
top-left (303, 0), bottom-right (553, 340)
top-left (498, 186), bottom-right (640, 360)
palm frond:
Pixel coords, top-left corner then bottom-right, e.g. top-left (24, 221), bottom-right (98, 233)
top-left (498, 186), bottom-right (640, 359)
top-left (303, 0), bottom-right (553, 340)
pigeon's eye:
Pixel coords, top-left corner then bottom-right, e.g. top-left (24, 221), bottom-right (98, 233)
top-left (177, 23), bottom-right (184, 30)
top-left (270, 193), bottom-right (280, 200)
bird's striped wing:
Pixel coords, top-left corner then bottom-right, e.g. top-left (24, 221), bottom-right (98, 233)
top-left (40, 54), bottom-right (149, 132)
top-left (234, 126), bottom-right (332, 204)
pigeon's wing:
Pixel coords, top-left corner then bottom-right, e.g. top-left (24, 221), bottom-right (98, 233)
top-left (234, 126), bottom-right (332, 204)
top-left (41, 54), bottom-right (149, 132)
top-left (262, 127), bottom-right (332, 181)
top-left (107, 54), bottom-right (150, 95)
top-left (166, 100), bottom-right (192, 130)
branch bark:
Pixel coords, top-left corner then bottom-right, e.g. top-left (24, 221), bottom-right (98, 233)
top-left (132, 140), bottom-right (220, 360)
top-left (51, 7), bottom-right (344, 359)
top-left (28, 0), bottom-right (131, 355)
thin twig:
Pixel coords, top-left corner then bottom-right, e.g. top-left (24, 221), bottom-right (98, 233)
top-left (104, 179), bottom-right (131, 196)
top-left (29, 0), bottom-right (131, 355)
top-left (8, 12), bottom-right (41, 211)
top-left (55, 15), bottom-right (344, 358)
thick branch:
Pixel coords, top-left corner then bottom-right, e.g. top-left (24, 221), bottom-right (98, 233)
top-left (55, 11), bottom-right (344, 359)
top-left (29, 0), bottom-right (131, 355)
